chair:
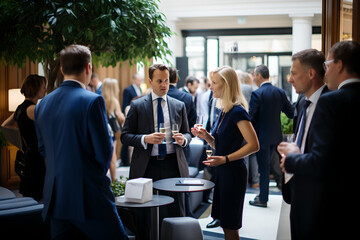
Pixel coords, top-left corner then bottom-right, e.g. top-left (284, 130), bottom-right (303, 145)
top-left (161, 217), bottom-right (203, 240)
top-left (185, 139), bottom-right (206, 215)
top-left (0, 187), bottom-right (49, 239)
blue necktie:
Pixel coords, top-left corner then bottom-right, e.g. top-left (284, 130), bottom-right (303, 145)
top-left (296, 100), bottom-right (312, 147)
top-left (157, 98), bottom-right (166, 157)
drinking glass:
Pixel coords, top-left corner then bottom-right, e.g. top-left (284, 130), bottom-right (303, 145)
top-left (172, 124), bottom-right (179, 143)
top-left (159, 123), bottom-right (166, 144)
top-left (194, 116), bottom-right (203, 139)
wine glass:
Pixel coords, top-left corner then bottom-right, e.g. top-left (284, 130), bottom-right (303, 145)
top-left (159, 123), bottom-right (166, 144)
top-left (206, 147), bottom-right (213, 158)
top-left (172, 123), bottom-right (179, 143)
top-left (194, 116), bottom-right (203, 139)
top-left (283, 134), bottom-right (295, 143)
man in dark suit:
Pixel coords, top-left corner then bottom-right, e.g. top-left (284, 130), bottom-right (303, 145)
top-left (35, 45), bottom-right (128, 239)
top-left (121, 64), bottom-right (192, 216)
top-left (278, 40), bottom-right (360, 239)
top-left (121, 73), bottom-right (143, 166)
top-left (280, 49), bottom-right (328, 239)
top-left (122, 73), bottom-right (143, 112)
top-left (167, 67), bottom-right (197, 129)
top-left (248, 64), bottom-right (294, 207)
top-left (89, 73), bottom-right (102, 95)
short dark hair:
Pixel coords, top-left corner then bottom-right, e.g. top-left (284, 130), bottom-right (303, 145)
top-left (255, 64), bottom-right (269, 79)
top-left (292, 49), bottom-right (325, 79)
top-left (168, 66), bottom-right (178, 83)
top-left (149, 64), bottom-right (169, 80)
top-left (329, 41), bottom-right (360, 77)
top-left (60, 44), bottom-right (92, 76)
top-left (185, 76), bottom-right (199, 85)
top-left (21, 74), bottom-right (46, 98)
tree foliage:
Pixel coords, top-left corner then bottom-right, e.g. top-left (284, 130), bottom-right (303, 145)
top-left (0, 0), bottom-right (173, 90)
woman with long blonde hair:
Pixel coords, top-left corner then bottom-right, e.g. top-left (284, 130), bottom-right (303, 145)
top-left (192, 66), bottom-right (259, 240)
top-left (102, 78), bottom-right (125, 182)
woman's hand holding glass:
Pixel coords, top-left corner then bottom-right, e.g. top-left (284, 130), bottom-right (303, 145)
top-left (203, 155), bottom-right (226, 167)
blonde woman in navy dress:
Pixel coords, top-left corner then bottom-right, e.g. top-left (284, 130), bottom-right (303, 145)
top-left (192, 66), bottom-right (259, 240)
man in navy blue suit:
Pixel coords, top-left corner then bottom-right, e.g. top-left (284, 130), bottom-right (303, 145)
top-left (248, 64), bottom-right (294, 207)
top-left (278, 41), bottom-right (360, 239)
top-left (122, 73), bottom-right (143, 112)
top-left (121, 74), bottom-right (143, 166)
top-left (167, 67), bottom-right (197, 128)
top-left (281, 49), bottom-right (328, 239)
top-left (35, 45), bottom-right (128, 239)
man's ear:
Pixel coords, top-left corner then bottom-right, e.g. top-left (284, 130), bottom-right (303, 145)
top-left (60, 66), bottom-right (64, 76)
top-left (308, 68), bottom-right (316, 80)
top-left (86, 63), bottom-right (92, 75)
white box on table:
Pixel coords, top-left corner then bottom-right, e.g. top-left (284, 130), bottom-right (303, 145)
top-left (124, 178), bottom-right (153, 203)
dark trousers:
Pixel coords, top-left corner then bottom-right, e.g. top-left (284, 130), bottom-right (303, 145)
top-left (256, 145), bottom-right (276, 202)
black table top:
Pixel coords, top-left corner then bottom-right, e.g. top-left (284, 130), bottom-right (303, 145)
top-left (116, 195), bottom-right (174, 208)
top-left (153, 178), bottom-right (215, 193)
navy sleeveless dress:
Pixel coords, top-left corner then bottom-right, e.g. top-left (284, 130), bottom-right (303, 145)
top-left (210, 105), bottom-right (249, 230)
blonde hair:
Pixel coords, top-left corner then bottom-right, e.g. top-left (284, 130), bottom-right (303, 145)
top-left (102, 78), bottom-right (120, 115)
top-left (212, 66), bottom-right (248, 112)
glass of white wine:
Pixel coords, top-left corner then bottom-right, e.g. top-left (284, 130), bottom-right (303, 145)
top-left (206, 149), bottom-right (213, 158)
top-left (194, 116), bottom-right (203, 139)
top-left (159, 123), bottom-right (166, 144)
top-left (172, 123), bottom-right (179, 144)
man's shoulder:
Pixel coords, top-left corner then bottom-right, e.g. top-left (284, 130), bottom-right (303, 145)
top-left (130, 94), bottom-right (149, 106)
top-left (167, 95), bottom-right (185, 107)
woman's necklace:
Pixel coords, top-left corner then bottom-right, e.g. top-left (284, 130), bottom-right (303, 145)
top-left (216, 111), bottom-right (226, 134)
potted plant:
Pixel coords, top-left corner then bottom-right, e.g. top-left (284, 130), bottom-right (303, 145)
top-left (280, 112), bottom-right (294, 142)
top-left (110, 176), bottom-right (128, 197)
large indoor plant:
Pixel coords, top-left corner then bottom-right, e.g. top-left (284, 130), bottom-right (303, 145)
top-left (0, 0), bottom-right (173, 92)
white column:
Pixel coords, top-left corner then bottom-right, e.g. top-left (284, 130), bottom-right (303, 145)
top-left (290, 14), bottom-right (313, 102)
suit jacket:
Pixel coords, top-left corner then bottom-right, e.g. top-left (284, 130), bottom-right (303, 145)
top-left (122, 84), bottom-right (140, 112)
top-left (285, 81), bottom-right (360, 239)
top-left (249, 82), bottom-right (294, 147)
top-left (121, 94), bottom-right (192, 179)
top-left (35, 81), bottom-right (114, 222)
top-left (282, 85), bottom-right (329, 239)
top-left (167, 85), bottom-right (197, 128)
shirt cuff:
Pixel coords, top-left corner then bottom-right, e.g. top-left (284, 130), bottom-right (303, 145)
top-left (141, 135), bottom-right (148, 150)
top-left (182, 138), bottom-right (188, 147)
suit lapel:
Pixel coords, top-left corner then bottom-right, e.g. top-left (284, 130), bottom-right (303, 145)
top-left (144, 94), bottom-right (155, 133)
top-left (166, 95), bottom-right (174, 127)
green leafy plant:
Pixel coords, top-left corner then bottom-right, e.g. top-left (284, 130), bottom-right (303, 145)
top-left (0, 0), bottom-right (173, 92)
top-left (280, 112), bottom-right (293, 134)
top-left (111, 176), bottom-right (128, 197)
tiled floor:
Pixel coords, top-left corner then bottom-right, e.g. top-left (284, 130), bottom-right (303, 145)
top-left (198, 193), bottom-right (286, 240)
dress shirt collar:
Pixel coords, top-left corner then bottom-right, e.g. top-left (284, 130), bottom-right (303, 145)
top-left (64, 79), bottom-right (86, 89)
top-left (260, 81), bottom-right (271, 87)
top-left (151, 91), bottom-right (167, 102)
top-left (306, 84), bottom-right (326, 106)
top-left (338, 78), bottom-right (360, 89)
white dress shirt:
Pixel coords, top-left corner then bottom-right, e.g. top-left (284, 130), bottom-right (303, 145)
top-left (132, 84), bottom-right (142, 96)
top-left (286, 84), bottom-right (326, 183)
top-left (141, 91), bottom-right (175, 156)
top-left (295, 84), bottom-right (326, 153)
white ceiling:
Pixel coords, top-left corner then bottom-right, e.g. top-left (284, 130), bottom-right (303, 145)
top-left (159, 0), bottom-right (322, 20)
